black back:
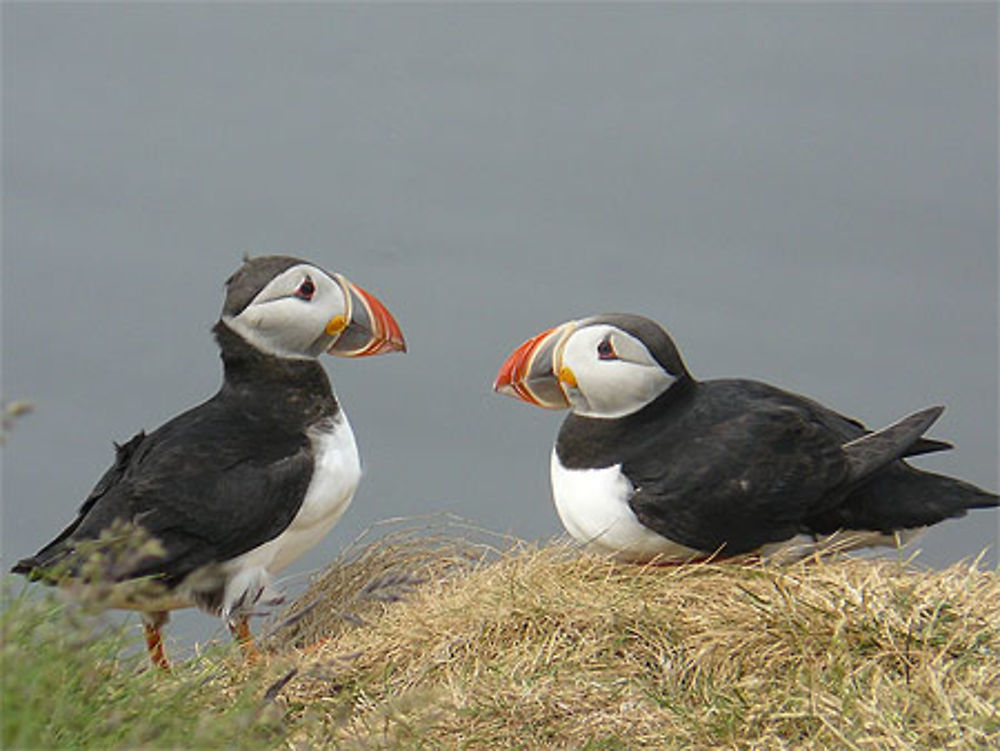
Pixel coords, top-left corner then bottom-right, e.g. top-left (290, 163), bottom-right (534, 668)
top-left (14, 323), bottom-right (340, 588)
top-left (556, 377), bottom-right (996, 555)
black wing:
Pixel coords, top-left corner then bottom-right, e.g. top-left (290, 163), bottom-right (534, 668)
top-left (14, 396), bottom-right (314, 586)
top-left (625, 405), bottom-right (850, 555)
top-left (12, 431), bottom-right (150, 576)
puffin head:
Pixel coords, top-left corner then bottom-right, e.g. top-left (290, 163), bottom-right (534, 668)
top-left (493, 314), bottom-right (689, 419)
top-left (220, 255), bottom-right (406, 359)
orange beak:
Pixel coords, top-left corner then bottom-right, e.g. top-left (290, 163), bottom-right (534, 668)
top-left (493, 322), bottom-right (574, 409)
top-left (327, 275), bottom-right (406, 357)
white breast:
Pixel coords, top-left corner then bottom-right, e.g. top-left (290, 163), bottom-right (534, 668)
top-left (269, 412), bottom-right (361, 572)
top-left (550, 448), bottom-right (701, 562)
top-left (219, 411), bottom-right (361, 615)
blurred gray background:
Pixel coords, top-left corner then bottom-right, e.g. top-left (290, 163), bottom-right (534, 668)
top-left (3, 4), bottom-right (997, 649)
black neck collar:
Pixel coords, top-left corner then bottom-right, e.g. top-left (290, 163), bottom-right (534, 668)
top-left (556, 375), bottom-right (697, 469)
top-left (212, 321), bottom-right (339, 420)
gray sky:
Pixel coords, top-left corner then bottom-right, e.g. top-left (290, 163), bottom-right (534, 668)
top-left (3, 4), bottom-right (997, 645)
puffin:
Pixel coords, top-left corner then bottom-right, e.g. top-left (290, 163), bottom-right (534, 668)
top-left (493, 313), bottom-right (998, 562)
top-left (13, 255), bottom-right (406, 669)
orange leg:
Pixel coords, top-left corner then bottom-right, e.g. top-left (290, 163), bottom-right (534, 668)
top-left (228, 616), bottom-right (261, 663)
top-left (141, 611), bottom-right (171, 671)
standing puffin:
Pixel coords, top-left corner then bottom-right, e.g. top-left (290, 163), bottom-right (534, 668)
top-left (13, 255), bottom-right (405, 668)
top-left (493, 313), bottom-right (997, 562)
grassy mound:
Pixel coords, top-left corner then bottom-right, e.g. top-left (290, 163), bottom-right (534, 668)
top-left (272, 538), bottom-right (999, 750)
top-left (4, 522), bottom-right (998, 749)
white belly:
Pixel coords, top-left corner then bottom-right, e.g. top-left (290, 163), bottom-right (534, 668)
top-left (550, 448), bottom-right (701, 562)
top-left (219, 412), bottom-right (361, 616)
top-left (759, 528), bottom-right (924, 562)
top-left (550, 449), bottom-right (922, 564)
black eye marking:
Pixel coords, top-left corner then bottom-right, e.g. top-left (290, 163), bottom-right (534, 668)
top-left (597, 338), bottom-right (617, 360)
top-left (296, 278), bottom-right (316, 300)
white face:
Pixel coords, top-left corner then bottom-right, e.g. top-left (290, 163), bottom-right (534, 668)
top-left (222, 264), bottom-right (347, 359)
top-left (560, 324), bottom-right (675, 419)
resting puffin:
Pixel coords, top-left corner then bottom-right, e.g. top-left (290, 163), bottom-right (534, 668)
top-left (13, 255), bottom-right (405, 668)
top-left (493, 313), bottom-right (998, 562)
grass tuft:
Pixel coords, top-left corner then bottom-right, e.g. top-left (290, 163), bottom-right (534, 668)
top-left (265, 517), bottom-right (505, 650)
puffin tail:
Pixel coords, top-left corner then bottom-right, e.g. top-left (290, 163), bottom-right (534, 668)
top-left (807, 465), bottom-right (997, 537)
top-left (11, 546), bottom-right (71, 582)
top-left (807, 404), bottom-right (997, 537)
top-left (842, 406), bottom-right (945, 483)
top-left (10, 559), bottom-right (33, 576)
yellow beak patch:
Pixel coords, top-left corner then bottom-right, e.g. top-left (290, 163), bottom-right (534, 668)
top-left (558, 366), bottom-right (578, 389)
top-left (325, 314), bottom-right (348, 337)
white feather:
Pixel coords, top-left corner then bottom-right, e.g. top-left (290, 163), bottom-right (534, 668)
top-left (219, 411), bottom-right (361, 615)
top-left (222, 263), bottom-right (345, 359)
top-left (550, 449), bottom-right (923, 563)
top-left (550, 449), bottom-right (701, 561)
top-left (561, 325), bottom-right (674, 419)
top-left (758, 529), bottom-right (924, 562)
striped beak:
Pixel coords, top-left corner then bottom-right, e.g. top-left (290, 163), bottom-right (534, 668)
top-left (493, 322), bottom-right (576, 409)
top-left (326, 275), bottom-right (406, 357)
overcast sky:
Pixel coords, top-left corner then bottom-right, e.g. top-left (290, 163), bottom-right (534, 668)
top-left (3, 3), bottom-right (997, 647)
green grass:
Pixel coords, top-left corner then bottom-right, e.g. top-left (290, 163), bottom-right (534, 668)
top-left (0, 587), bottom-right (283, 750)
top-left (3, 524), bottom-right (999, 750)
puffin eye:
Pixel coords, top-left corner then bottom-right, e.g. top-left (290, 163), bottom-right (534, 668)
top-left (597, 338), bottom-right (617, 360)
top-left (296, 279), bottom-right (316, 300)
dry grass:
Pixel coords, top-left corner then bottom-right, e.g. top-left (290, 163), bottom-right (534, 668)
top-left (255, 523), bottom-right (1000, 750)
top-left (264, 517), bottom-right (505, 651)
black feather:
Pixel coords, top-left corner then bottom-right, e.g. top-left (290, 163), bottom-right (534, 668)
top-left (13, 323), bottom-right (339, 598)
top-left (557, 376), bottom-right (996, 556)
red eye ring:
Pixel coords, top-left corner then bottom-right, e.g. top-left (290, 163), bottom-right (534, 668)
top-left (296, 279), bottom-right (316, 300)
top-left (597, 339), bottom-right (616, 360)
